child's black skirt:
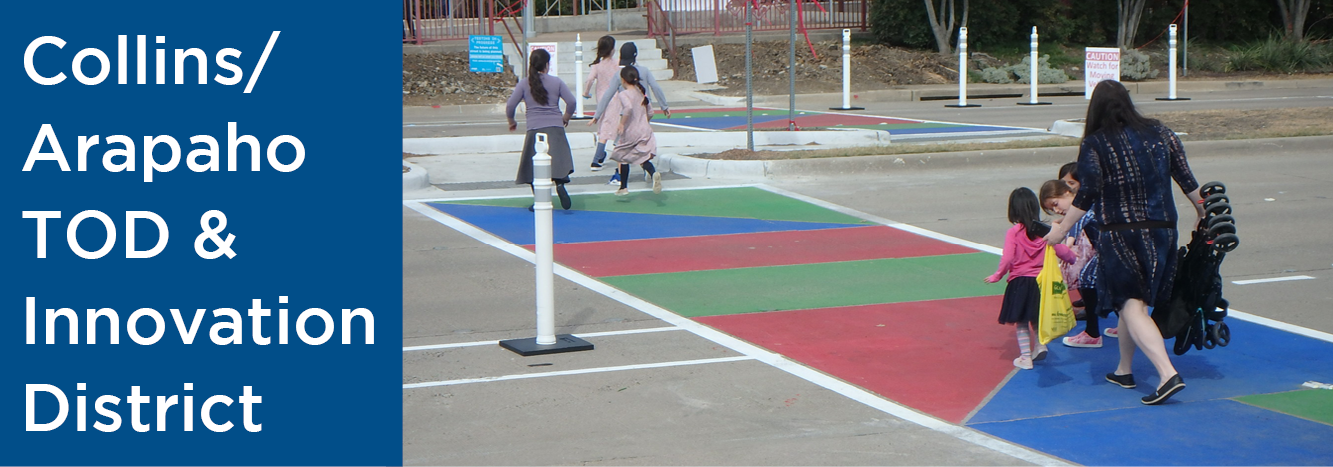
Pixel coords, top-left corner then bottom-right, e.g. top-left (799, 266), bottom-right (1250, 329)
top-left (997, 276), bottom-right (1039, 325)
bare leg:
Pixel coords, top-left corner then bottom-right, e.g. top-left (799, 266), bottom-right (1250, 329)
top-left (1120, 298), bottom-right (1178, 387)
top-left (1115, 318), bottom-right (1135, 375)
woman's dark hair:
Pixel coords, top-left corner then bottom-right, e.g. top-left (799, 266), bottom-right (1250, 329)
top-left (620, 65), bottom-right (649, 108)
top-left (1038, 179), bottom-right (1074, 215)
top-left (1008, 187), bottom-right (1048, 240)
top-left (1058, 161), bottom-right (1077, 180)
top-left (1083, 80), bottom-right (1160, 139)
top-left (591, 35), bottom-right (615, 65)
top-left (528, 48), bottom-right (551, 106)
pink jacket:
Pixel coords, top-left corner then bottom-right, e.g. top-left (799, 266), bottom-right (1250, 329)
top-left (988, 224), bottom-right (1075, 282)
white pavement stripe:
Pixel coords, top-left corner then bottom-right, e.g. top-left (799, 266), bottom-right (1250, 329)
top-left (755, 185), bottom-right (1004, 255)
top-left (405, 194), bottom-right (1067, 465)
top-left (1228, 309), bottom-right (1333, 343)
top-left (1231, 275), bottom-right (1315, 285)
top-left (403, 356), bottom-right (755, 389)
top-left (403, 326), bottom-right (684, 352)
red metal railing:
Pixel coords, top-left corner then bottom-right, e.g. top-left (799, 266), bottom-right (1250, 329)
top-left (647, 0), bottom-right (865, 36)
top-left (645, 0), bottom-right (679, 75)
top-left (404, 0), bottom-right (494, 43)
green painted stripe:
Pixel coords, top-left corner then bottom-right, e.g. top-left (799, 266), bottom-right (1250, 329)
top-left (602, 253), bottom-right (1006, 317)
top-left (1236, 389), bottom-right (1333, 426)
top-left (444, 187), bottom-right (872, 225)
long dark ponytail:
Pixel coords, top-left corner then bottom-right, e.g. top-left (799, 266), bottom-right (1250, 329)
top-left (528, 48), bottom-right (551, 106)
top-left (620, 65), bottom-right (648, 109)
top-left (590, 35), bottom-right (615, 65)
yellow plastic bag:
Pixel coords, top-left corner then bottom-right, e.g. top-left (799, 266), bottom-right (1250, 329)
top-left (1037, 245), bottom-right (1076, 344)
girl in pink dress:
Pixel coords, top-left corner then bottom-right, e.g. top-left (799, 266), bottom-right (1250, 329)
top-left (609, 66), bottom-right (660, 196)
top-left (583, 36), bottom-right (619, 171)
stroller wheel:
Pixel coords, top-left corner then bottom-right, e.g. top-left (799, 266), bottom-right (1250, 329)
top-left (1211, 233), bottom-right (1240, 252)
top-left (1208, 214), bottom-right (1236, 229)
top-left (1206, 202), bottom-right (1233, 217)
top-left (1203, 193), bottom-right (1230, 209)
top-left (1201, 181), bottom-right (1227, 197)
top-left (1209, 222), bottom-right (1237, 237)
top-left (1204, 326), bottom-right (1218, 349)
top-left (1214, 322), bottom-right (1231, 347)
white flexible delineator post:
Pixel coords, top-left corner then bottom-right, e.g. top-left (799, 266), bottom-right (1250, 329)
top-left (1157, 24), bottom-right (1190, 101)
top-left (830, 29), bottom-right (863, 110)
top-left (946, 27), bottom-right (979, 108)
top-left (1018, 26), bottom-right (1050, 106)
top-left (531, 134), bottom-right (556, 345)
top-left (574, 34), bottom-right (586, 118)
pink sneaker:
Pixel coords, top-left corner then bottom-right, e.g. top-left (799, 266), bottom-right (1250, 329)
top-left (1013, 355), bottom-right (1034, 370)
top-left (1062, 331), bottom-right (1104, 348)
top-left (1104, 327), bottom-right (1119, 338)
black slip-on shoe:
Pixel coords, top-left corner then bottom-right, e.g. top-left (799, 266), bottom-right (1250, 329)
top-left (1106, 372), bottom-right (1136, 389)
top-left (556, 184), bottom-right (572, 210)
top-left (1141, 374), bottom-right (1185, 405)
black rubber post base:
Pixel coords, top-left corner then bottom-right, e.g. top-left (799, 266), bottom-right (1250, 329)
top-left (1155, 97), bottom-right (1192, 101)
top-left (945, 104), bottom-right (982, 108)
top-left (499, 334), bottom-right (594, 356)
top-left (829, 106), bottom-right (865, 110)
top-left (1017, 101), bottom-right (1052, 105)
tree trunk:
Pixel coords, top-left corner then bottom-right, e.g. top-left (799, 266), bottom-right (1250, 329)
top-left (923, 0), bottom-right (954, 55)
top-left (1116, 0), bottom-right (1147, 49)
top-left (1275, 0), bottom-right (1312, 42)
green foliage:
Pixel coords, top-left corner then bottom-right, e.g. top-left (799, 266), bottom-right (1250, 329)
top-left (976, 54), bottom-right (1070, 84)
top-left (1226, 35), bottom-right (1333, 73)
top-left (1120, 48), bottom-right (1159, 81)
top-left (868, 0), bottom-right (935, 50)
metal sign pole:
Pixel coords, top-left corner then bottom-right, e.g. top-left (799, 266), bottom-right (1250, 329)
top-left (745, 0), bottom-right (754, 151)
top-left (788, 0), bottom-right (796, 130)
top-left (499, 134), bottom-right (594, 356)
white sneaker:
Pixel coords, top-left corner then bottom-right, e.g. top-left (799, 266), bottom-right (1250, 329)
top-left (652, 172), bottom-right (662, 194)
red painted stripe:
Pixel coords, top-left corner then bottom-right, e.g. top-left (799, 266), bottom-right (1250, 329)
top-left (529, 225), bottom-right (975, 277)
top-left (696, 296), bottom-right (1014, 424)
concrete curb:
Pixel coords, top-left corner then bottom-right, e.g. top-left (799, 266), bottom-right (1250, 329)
top-left (403, 129), bottom-right (890, 155)
top-left (662, 146), bottom-right (1079, 180)
top-left (403, 160), bottom-right (432, 192)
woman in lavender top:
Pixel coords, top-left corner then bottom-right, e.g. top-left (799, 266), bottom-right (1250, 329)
top-left (506, 48), bottom-right (576, 209)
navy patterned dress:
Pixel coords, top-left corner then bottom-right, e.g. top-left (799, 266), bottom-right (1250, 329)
top-left (1071, 124), bottom-right (1200, 316)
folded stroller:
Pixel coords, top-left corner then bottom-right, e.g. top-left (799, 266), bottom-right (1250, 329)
top-left (1156, 181), bottom-right (1239, 356)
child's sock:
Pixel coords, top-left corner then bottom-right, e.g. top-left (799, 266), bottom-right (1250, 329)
top-left (618, 164), bottom-right (630, 189)
top-left (641, 161), bottom-right (656, 176)
top-left (1016, 326), bottom-right (1033, 358)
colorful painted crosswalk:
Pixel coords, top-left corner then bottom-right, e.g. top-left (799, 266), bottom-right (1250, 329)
top-left (427, 186), bottom-right (1333, 465)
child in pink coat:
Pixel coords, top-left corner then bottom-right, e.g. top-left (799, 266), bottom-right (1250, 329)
top-left (985, 187), bottom-right (1075, 370)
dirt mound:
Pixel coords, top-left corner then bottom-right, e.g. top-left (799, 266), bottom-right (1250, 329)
top-left (403, 53), bottom-right (518, 106)
top-left (671, 40), bottom-right (959, 96)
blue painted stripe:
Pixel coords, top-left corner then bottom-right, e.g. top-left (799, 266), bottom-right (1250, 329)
top-left (969, 318), bottom-right (1333, 424)
top-left (426, 203), bottom-right (863, 245)
top-left (972, 399), bottom-right (1333, 466)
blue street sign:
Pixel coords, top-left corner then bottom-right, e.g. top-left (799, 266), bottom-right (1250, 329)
top-left (469, 35), bottom-right (504, 73)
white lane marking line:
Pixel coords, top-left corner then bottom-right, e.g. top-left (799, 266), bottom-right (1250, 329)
top-left (403, 326), bottom-right (685, 352)
top-left (1232, 275), bottom-right (1315, 285)
top-left (1228, 309), bottom-right (1333, 343)
top-left (403, 356), bottom-right (755, 389)
top-left (243, 31), bottom-right (279, 94)
top-left (404, 183), bottom-right (762, 204)
top-left (404, 196), bottom-right (1067, 465)
top-left (755, 185), bottom-right (1003, 255)
top-left (651, 121), bottom-right (722, 132)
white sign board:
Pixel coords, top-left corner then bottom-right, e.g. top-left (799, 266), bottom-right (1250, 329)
top-left (529, 42), bottom-right (558, 77)
top-left (1084, 47), bottom-right (1120, 99)
top-left (691, 45), bottom-right (719, 85)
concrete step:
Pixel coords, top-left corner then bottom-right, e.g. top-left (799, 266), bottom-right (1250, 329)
top-left (555, 67), bottom-right (672, 88)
